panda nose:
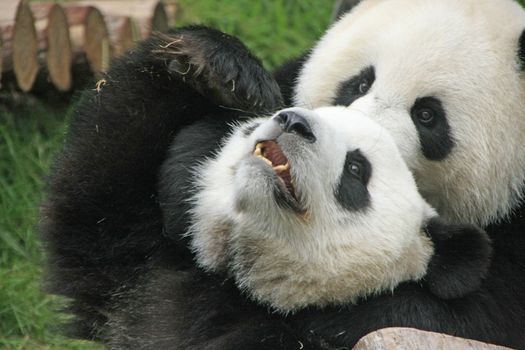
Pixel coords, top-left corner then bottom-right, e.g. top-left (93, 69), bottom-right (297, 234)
top-left (274, 111), bottom-right (316, 142)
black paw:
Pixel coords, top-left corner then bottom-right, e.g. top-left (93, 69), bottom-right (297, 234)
top-left (423, 217), bottom-right (492, 299)
top-left (152, 26), bottom-right (283, 113)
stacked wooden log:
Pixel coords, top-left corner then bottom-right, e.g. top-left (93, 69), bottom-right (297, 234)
top-left (0, 0), bottom-right (175, 92)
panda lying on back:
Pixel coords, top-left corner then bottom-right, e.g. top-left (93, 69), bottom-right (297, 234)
top-left (165, 106), bottom-right (491, 313)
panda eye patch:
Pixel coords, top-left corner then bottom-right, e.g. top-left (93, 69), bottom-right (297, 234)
top-left (410, 96), bottom-right (454, 160)
top-left (333, 66), bottom-right (375, 106)
top-left (335, 150), bottom-right (372, 212)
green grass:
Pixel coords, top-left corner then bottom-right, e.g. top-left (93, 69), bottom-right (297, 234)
top-left (0, 1), bottom-right (332, 349)
top-left (0, 101), bottom-right (101, 349)
top-left (176, 0), bottom-right (332, 70)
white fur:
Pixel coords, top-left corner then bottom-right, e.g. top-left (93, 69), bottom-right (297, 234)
top-left (295, 0), bottom-right (525, 226)
top-left (189, 106), bottom-right (435, 312)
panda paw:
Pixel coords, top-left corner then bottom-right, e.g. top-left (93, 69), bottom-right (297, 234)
top-left (423, 218), bottom-right (493, 299)
top-left (152, 26), bottom-right (283, 113)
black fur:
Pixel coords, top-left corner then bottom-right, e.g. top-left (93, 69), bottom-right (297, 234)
top-left (423, 218), bottom-right (492, 299)
top-left (40, 26), bottom-right (282, 341)
top-left (107, 267), bottom-right (308, 350)
top-left (518, 29), bottom-right (525, 70)
top-left (273, 53), bottom-right (310, 107)
top-left (42, 26), bottom-right (525, 349)
top-left (159, 117), bottom-right (238, 246)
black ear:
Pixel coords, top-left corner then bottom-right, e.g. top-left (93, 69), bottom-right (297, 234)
top-left (423, 218), bottom-right (492, 300)
top-left (331, 0), bottom-right (362, 22)
top-left (518, 29), bottom-right (525, 70)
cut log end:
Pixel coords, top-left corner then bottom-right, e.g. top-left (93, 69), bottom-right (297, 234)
top-left (77, 1), bottom-right (171, 39)
top-left (116, 17), bottom-right (135, 55)
top-left (67, 5), bottom-right (112, 75)
top-left (47, 5), bottom-right (72, 91)
top-left (12, 1), bottom-right (39, 92)
top-left (84, 7), bottom-right (111, 73)
top-left (1, 0), bottom-right (174, 91)
top-left (106, 16), bottom-right (140, 57)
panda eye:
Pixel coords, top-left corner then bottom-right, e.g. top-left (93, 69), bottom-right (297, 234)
top-left (348, 161), bottom-right (362, 178)
top-left (415, 108), bottom-right (435, 126)
top-left (358, 80), bottom-right (370, 95)
top-left (344, 150), bottom-right (371, 185)
top-left (333, 66), bottom-right (375, 106)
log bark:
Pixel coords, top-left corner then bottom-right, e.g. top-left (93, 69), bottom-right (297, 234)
top-left (76, 0), bottom-right (170, 38)
top-left (353, 328), bottom-right (514, 350)
top-left (31, 3), bottom-right (72, 91)
top-left (64, 5), bottom-right (111, 74)
top-left (0, 0), bottom-right (39, 91)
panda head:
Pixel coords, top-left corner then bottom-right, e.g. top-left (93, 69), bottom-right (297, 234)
top-left (187, 106), bottom-right (490, 312)
top-left (295, 0), bottom-right (525, 227)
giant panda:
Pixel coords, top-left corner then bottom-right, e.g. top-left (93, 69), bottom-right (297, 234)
top-left (41, 25), bottom-right (492, 349)
top-left (108, 103), bottom-right (490, 349)
top-left (41, 0), bottom-right (525, 348)
top-left (283, 0), bottom-right (525, 347)
top-left (145, 0), bottom-right (525, 347)
top-left (175, 106), bottom-right (490, 313)
top-left (163, 1), bottom-right (525, 344)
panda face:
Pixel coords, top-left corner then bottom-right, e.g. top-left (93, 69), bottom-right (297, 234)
top-left (295, 0), bottom-right (525, 226)
top-left (189, 106), bottom-right (434, 312)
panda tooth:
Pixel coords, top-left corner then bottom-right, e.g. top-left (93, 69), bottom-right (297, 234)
top-left (257, 155), bottom-right (273, 166)
top-left (273, 163), bottom-right (290, 173)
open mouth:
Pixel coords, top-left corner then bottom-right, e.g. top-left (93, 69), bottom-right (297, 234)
top-left (253, 140), bottom-right (297, 201)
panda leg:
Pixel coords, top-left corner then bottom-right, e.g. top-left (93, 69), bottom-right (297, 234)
top-left (157, 26), bottom-right (283, 112)
top-left (106, 268), bottom-right (314, 350)
top-left (40, 26), bottom-right (281, 340)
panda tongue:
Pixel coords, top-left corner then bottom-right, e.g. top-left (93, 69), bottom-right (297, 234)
top-left (258, 141), bottom-right (295, 198)
top-left (263, 141), bottom-right (288, 167)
